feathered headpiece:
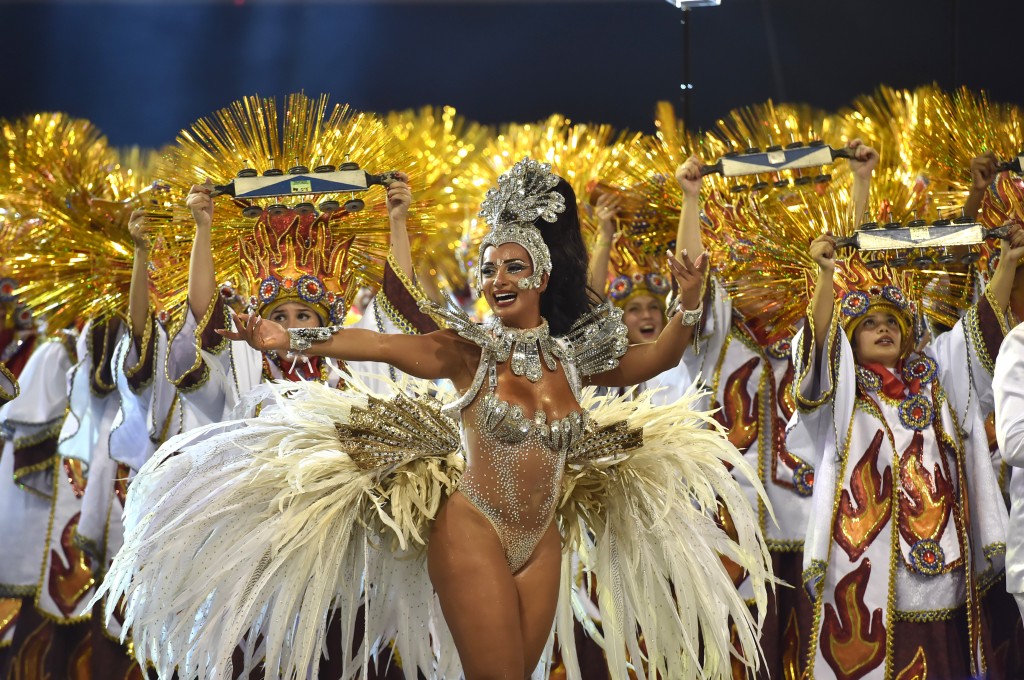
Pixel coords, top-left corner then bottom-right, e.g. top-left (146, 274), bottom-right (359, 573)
top-left (146, 93), bottom-right (433, 317)
top-left (477, 157), bottom-right (563, 289)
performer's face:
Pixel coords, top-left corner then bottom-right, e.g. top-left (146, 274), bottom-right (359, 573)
top-left (268, 301), bottom-right (323, 330)
top-left (480, 243), bottom-right (547, 328)
top-left (621, 294), bottom-right (664, 343)
top-left (853, 310), bottom-right (903, 368)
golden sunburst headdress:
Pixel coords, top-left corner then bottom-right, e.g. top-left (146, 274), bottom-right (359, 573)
top-left (0, 113), bottom-right (168, 330)
top-left (147, 93), bottom-right (435, 322)
top-left (704, 173), bottom-right (973, 347)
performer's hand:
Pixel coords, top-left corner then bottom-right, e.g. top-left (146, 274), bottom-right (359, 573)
top-left (810, 233), bottom-right (837, 271)
top-left (999, 221), bottom-right (1024, 266)
top-left (216, 312), bottom-right (290, 353)
top-left (675, 154), bottom-right (703, 197)
top-left (667, 248), bottom-right (708, 311)
top-left (128, 209), bottom-right (151, 252)
top-left (594, 192), bottom-right (623, 236)
top-left (385, 171), bottom-right (412, 223)
top-left (847, 139), bottom-right (879, 180)
top-left (970, 151), bottom-right (999, 192)
top-left (187, 181), bottom-right (214, 232)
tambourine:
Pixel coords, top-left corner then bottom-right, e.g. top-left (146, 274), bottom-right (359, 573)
top-left (211, 161), bottom-right (399, 218)
top-left (834, 218), bottom-right (1011, 268)
top-left (700, 141), bottom-right (855, 192)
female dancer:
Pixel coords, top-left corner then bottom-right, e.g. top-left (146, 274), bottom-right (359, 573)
top-left (102, 157), bottom-right (772, 680)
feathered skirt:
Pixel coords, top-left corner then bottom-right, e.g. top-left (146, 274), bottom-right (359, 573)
top-left (98, 377), bottom-right (773, 680)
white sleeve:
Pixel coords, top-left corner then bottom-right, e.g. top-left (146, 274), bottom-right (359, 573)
top-left (995, 324), bottom-right (1024, 467)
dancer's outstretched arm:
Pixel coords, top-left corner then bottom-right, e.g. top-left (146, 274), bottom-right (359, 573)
top-left (675, 154), bottom-right (704, 262)
top-left (589, 248), bottom-right (708, 387)
top-left (848, 139), bottom-right (878, 225)
top-left (963, 152), bottom-right (998, 220)
top-left (217, 313), bottom-right (476, 386)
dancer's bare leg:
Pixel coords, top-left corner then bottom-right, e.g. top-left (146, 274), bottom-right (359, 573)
top-left (512, 521), bottom-right (561, 675)
top-left (428, 492), bottom-right (524, 679)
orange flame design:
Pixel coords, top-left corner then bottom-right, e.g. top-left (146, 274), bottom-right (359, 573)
top-left (782, 609), bottom-right (802, 680)
top-left (10, 619), bottom-right (53, 680)
top-left (836, 430), bottom-right (893, 562)
top-left (47, 512), bottom-right (95, 617)
top-left (898, 432), bottom-right (953, 546)
top-left (777, 360), bottom-right (796, 422)
top-left (712, 356), bottom-right (761, 455)
top-left (821, 559), bottom-right (887, 680)
top-left (69, 635), bottom-right (91, 679)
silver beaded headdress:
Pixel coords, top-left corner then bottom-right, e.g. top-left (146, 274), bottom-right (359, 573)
top-left (478, 157), bottom-right (565, 290)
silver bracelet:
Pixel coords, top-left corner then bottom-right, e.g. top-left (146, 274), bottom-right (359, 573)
top-left (287, 325), bottom-right (343, 353)
top-left (678, 302), bottom-right (703, 327)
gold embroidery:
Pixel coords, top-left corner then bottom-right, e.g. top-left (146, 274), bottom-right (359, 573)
top-left (893, 647), bottom-right (927, 680)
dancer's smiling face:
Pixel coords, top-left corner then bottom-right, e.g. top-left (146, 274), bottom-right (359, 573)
top-left (621, 294), bottom-right (664, 343)
top-left (480, 243), bottom-right (547, 328)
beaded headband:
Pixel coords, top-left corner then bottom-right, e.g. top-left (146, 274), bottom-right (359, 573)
top-left (477, 158), bottom-right (564, 290)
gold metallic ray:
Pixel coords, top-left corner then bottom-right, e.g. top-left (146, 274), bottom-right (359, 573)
top-left (706, 176), bottom-right (972, 343)
top-left (456, 114), bottom-right (643, 278)
top-left (385, 106), bottom-right (492, 294)
top-left (905, 86), bottom-right (1024, 221)
top-left (0, 113), bottom-right (170, 329)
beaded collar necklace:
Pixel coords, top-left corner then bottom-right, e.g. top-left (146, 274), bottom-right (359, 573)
top-left (486, 316), bottom-right (562, 383)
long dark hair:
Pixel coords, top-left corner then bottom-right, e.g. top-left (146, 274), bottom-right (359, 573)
top-left (537, 178), bottom-right (603, 335)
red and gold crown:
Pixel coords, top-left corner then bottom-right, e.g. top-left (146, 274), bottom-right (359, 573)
top-left (832, 256), bottom-right (916, 357)
top-left (239, 209), bottom-right (354, 323)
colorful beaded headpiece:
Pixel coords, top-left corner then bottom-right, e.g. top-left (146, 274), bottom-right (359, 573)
top-left (239, 211), bottom-right (353, 324)
top-left (478, 157), bottom-right (564, 290)
top-left (835, 255), bottom-right (916, 358)
top-left (607, 270), bottom-right (672, 310)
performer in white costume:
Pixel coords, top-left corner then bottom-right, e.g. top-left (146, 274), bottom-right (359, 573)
top-left (995, 323), bottom-right (1024, 620)
top-left (793, 216), bottom-right (1024, 678)
top-left (587, 182), bottom-right (692, 406)
top-left (99, 157), bottom-right (774, 680)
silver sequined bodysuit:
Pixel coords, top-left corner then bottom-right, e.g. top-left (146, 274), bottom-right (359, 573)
top-left (420, 300), bottom-right (630, 573)
top-left (443, 350), bottom-right (588, 573)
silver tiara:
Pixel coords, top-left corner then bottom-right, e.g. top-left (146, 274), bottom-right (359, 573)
top-left (478, 158), bottom-right (564, 289)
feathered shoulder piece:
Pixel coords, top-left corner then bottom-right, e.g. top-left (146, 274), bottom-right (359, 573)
top-left (418, 299), bottom-right (628, 378)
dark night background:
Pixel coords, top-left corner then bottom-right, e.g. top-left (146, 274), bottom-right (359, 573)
top-left (0, 0), bottom-right (1021, 148)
